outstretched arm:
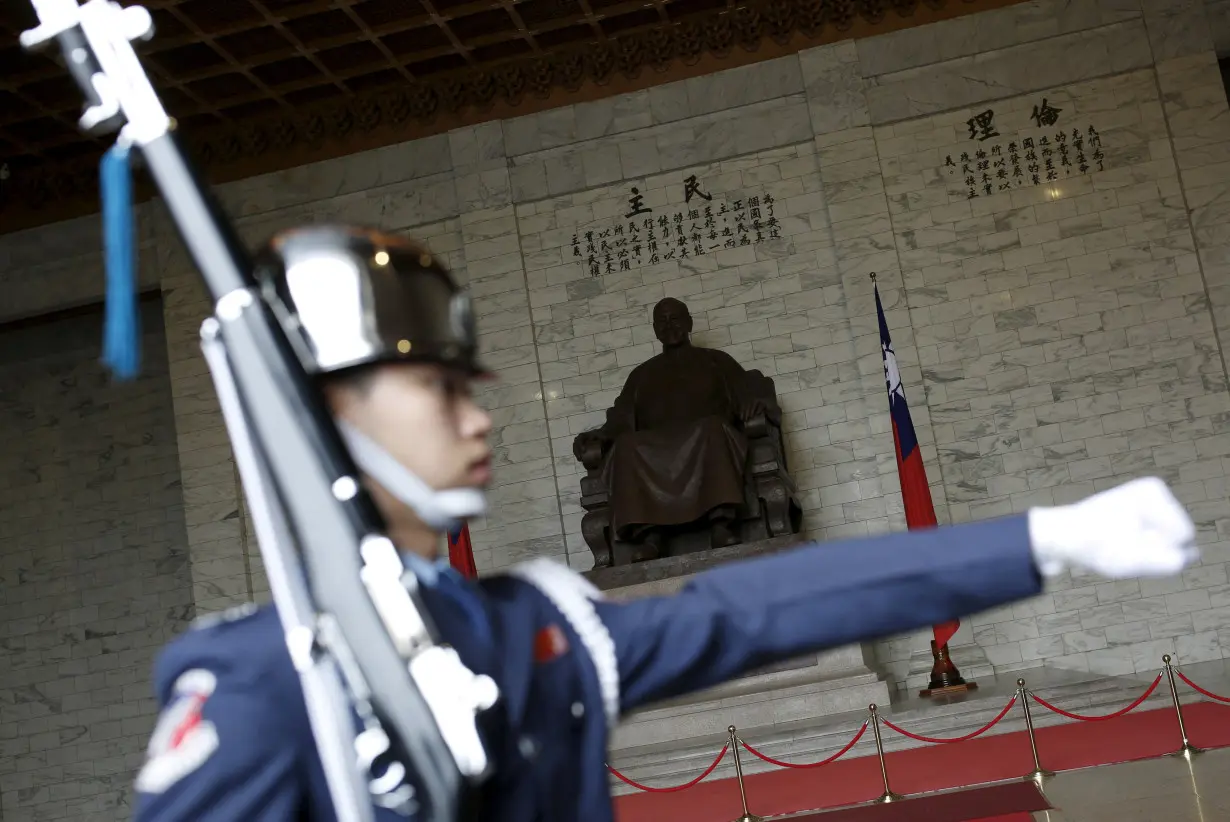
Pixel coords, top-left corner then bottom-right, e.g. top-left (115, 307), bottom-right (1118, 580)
top-left (595, 515), bottom-right (1038, 712)
top-left (595, 477), bottom-right (1197, 714)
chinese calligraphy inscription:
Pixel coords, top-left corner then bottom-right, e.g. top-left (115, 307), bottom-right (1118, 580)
top-left (943, 124), bottom-right (1104, 200)
top-left (570, 176), bottom-right (782, 278)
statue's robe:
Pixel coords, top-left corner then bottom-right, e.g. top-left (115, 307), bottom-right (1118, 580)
top-left (598, 345), bottom-right (754, 540)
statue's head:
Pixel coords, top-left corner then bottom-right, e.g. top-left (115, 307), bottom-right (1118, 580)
top-left (652, 298), bottom-right (692, 349)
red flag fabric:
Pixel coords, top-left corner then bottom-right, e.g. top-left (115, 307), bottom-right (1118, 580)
top-left (876, 283), bottom-right (960, 650)
top-left (447, 524), bottom-right (479, 579)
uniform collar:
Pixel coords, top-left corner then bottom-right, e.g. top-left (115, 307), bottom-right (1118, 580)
top-left (400, 550), bottom-right (455, 587)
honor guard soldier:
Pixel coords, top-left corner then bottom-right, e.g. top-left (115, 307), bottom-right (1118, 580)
top-left (132, 226), bottom-right (1200, 822)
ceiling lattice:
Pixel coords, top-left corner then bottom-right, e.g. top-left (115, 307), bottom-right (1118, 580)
top-left (0, 0), bottom-right (736, 167)
top-left (0, 0), bottom-right (1010, 234)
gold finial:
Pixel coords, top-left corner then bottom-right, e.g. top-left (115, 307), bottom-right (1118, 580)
top-left (869, 272), bottom-right (877, 281)
top-left (868, 703), bottom-right (878, 713)
top-left (1163, 654), bottom-right (1172, 664)
top-left (1017, 677), bottom-right (1026, 687)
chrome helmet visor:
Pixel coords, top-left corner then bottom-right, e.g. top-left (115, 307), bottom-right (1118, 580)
top-left (256, 225), bottom-right (487, 378)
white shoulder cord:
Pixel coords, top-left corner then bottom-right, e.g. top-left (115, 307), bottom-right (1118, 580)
top-left (507, 558), bottom-right (620, 728)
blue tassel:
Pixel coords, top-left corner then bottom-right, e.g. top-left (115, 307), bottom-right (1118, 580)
top-left (100, 144), bottom-right (140, 381)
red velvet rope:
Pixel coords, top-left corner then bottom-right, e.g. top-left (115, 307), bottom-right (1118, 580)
top-left (881, 696), bottom-right (1017, 744)
top-left (740, 722), bottom-right (869, 768)
top-left (607, 745), bottom-right (728, 793)
top-left (1030, 674), bottom-right (1162, 721)
top-left (609, 669), bottom-right (1185, 793)
top-left (1176, 670), bottom-right (1230, 704)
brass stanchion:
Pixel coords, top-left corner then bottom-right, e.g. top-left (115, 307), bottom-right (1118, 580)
top-left (1016, 677), bottom-right (1053, 784)
top-left (869, 704), bottom-right (904, 803)
top-left (1162, 655), bottom-right (1205, 758)
top-left (727, 725), bottom-right (763, 822)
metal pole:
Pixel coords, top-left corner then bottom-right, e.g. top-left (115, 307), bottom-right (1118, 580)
top-left (1163, 655), bottom-right (1204, 758)
top-left (1016, 678), bottom-right (1053, 784)
top-left (869, 704), bottom-right (904, 803)
top-left (727, 725), bottom-right (764, 822)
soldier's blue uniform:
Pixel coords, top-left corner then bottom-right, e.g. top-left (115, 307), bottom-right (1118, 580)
top-left (132, 514), bottom-right (1041, 821)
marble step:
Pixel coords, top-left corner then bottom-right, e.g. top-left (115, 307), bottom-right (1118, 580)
top-left (606, 666), bottom-right (1198, 795)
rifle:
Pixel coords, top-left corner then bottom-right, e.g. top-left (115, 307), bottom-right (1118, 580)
top-left (18, 3), bottom-right (498, 821)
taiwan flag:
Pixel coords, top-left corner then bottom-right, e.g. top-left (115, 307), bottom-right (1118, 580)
top-left (447, 524), bottom-right (478, 580)
top-left (876, 282), bottom-right (960, 651)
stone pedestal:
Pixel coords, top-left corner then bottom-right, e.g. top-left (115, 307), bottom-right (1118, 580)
top-left (586, 536), bottom-right (893, 780)
top-left (611, 644), bottom-right (890, 753)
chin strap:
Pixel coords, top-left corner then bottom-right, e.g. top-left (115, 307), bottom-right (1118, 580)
top-left (334, 420), bottom-right (486, 532)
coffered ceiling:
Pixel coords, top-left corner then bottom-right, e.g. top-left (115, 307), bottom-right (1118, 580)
top-left (0, 0), bottom-right (1019, 234)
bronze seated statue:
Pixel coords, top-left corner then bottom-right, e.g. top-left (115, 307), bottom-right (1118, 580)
top-left (572, 298), bottom-right (803, 569)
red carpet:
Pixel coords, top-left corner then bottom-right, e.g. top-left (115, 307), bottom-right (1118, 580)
top-left (613, 702), bottom-right (1230, 821)
top-left (783, 781), bottom-right (1049, 821)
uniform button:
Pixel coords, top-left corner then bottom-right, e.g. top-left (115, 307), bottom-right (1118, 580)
top-left (570, 702), bottom-right (585, 719)
top-left (518, 735), bottom-right (538, 760)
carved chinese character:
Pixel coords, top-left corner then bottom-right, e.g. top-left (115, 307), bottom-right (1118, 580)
top-left (683, 175), bottom-right (712, 204)
top-left (626, 187), bottom-right (652, 218)
top-left (967, 109), bottom-right (999, 141)
top-left (1031, 98), bottom-right (1062, 128)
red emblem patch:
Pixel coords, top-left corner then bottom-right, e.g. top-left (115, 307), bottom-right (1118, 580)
top-left (533, 624), bottom-right (569, 663)
top-left (135, 669), bottom-right (220, 795)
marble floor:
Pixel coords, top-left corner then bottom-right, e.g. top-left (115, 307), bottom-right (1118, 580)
top-left (1028, 747), bottom-right (1230, 821)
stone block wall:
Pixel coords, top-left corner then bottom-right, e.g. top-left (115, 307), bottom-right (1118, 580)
top-left (0, 301), bottom-right (193, 820)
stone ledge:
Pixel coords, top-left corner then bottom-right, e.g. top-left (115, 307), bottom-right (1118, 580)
top-left (583, 533), bottom-right (805, 596)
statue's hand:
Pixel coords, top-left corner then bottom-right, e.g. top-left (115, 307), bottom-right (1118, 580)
top-left (737, 398), bottom-right (767, 423)
top-left (573, 429), bottom-right (609, 462)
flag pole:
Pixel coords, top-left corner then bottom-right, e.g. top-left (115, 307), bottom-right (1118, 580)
top-left (871, 273), bottom-right (976, 699)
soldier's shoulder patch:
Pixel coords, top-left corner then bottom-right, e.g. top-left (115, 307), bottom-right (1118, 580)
top-left (134, 669), bottom-right (220, 795)
top-left (533, 623), bottom-right (570, 663)
top-left (190, 602), bottom-right (259, 632)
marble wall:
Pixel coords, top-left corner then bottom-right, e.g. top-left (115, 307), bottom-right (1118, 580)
top-left (0, 302), bottom-right (194, 820)
top-left (4, 0), bottom-right (1230, 814)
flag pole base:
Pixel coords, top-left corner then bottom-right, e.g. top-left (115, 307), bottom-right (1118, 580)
top-left (920, 641), bottom-right (978, 698)
top-left (877, 791), bottom-right (906, 804)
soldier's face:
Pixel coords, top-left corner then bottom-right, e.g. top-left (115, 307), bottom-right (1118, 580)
top-left (326, 362), bottom-right (493, 525)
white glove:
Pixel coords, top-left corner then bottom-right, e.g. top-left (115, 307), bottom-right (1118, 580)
top-left (1028, 477), bottom-right (1199, 579)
